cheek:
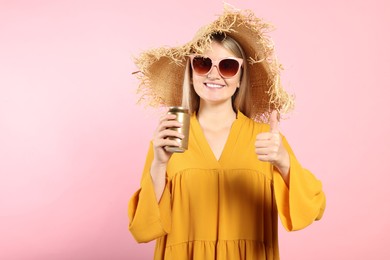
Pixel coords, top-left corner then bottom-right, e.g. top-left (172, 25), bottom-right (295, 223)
top-left (226, 78), bottom-right (240, 88)
top-left (192, 76), bottom-right (204, 91)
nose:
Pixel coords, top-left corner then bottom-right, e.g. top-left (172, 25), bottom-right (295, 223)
top-left (207, 65), bottom-right (221, 79)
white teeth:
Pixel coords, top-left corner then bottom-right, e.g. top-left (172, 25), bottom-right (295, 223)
top-left (205, 83), bottom-right (224, 88)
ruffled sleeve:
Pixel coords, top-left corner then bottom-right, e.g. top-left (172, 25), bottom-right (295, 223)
top-left (128, 142), bottom-right (172, 243)
top-left (273, 135), bottom-right (326, 231)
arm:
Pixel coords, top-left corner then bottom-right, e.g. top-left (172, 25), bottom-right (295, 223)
top-left (254, 111), bottom-right (325, 231)
top-left (273, 135), bottom-right (326, 231)
top-left (128, 113), bottom-right (183, 242)
top-left (128, 143), bottom-right (172, 243)
top-left (255, 110), bottom-right (290, 186)
top-left (150, 113), bottom-right (183, 202)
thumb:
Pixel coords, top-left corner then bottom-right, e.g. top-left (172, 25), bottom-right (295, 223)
top-left (269, 110), bottom-right (279, 133)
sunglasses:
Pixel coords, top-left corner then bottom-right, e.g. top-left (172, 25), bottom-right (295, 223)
top-left (189, 55), bottom-right (244, 78)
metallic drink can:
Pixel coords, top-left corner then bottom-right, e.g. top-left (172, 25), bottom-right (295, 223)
top-left (165, 106), bottom-right (190, 153)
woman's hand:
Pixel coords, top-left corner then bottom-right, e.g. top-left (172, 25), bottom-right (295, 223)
top-left (152, 113), bottom-right (184, 167)
top-left (150, 113), bottom-right (184, 202)
top-left (255, 111), bottom-right (290, 181)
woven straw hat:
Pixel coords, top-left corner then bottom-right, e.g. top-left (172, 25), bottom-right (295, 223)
top-left (133, 5), bottom-right (294, 122)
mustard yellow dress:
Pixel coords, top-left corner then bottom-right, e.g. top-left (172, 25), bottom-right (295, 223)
top-left (128, 111), bottom-right (326, 260)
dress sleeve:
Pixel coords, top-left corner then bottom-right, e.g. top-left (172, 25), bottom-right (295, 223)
top-left (128, 142), bottom-right (172, 243)
top-left (273, 135), bottom-right (326, 231)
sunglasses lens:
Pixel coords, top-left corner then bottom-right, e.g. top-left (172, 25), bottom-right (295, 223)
top-left (192, 57), bottom-right (212, 75)
top-left (191, 56), bottom-right (241, 78)
top-left (219, 59), bottom-right (240, 78)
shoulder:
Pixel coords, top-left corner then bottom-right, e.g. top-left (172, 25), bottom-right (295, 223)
top-left (237, 111), bottom-right (270, 133)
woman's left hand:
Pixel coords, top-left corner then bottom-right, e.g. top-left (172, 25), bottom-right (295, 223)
top-left (255, 110), bottom-right (290, 177)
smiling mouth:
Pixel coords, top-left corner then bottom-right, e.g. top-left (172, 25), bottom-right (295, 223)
top-left (204, 83), bottom-right (224, 89)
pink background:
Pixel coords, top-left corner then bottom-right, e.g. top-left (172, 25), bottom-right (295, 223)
top-left (1, 0), bottom-right (389, 259)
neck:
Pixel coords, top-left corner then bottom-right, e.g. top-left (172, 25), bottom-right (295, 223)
top-left (197, 101), bottom-right (237, 128)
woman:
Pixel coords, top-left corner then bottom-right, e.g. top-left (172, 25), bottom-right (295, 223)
top-left (129, 6), bottom-right (326, 260)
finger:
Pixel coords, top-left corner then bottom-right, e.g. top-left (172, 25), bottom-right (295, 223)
top-left (255, 132), bottom-right (274, 141)
top-left (254, 139), bottom-right (274, 148)
top-left (255, 146), bottom-right (278, 155)
top-left (160, 113), bottom-right (176, 122)
top-left (269, 110), bottom-right (279, 134)
top-left (257, 154), bottom-right (272, 162)
top-left (157, 129), bottom-right (185, 140)
top-left (158, 114), bottom-right (177, 127)
top-left (255, 147), bottom-right (269, 155)
top-left (154, 138), bottom-right (180, 148)
top-left (156, 119), bottom-right (183, 133)
top-left (257, 154), bottom-right (277, 162)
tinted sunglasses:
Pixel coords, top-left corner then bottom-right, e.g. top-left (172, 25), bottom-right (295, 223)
top-left (189, 55), bottom-right (243, 78)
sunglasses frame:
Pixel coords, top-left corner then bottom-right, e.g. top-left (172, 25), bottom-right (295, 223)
top-left (188, 55), bottom-right (244, 79)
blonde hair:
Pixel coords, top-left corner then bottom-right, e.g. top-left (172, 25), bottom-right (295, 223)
top-left (182, 33), bottom-right (251, 117)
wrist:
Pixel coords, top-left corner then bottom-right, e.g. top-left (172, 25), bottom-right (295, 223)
top-left (150, 160), bottom-right (167, 179)
top-left (274, 149), bottom-right (290, 175)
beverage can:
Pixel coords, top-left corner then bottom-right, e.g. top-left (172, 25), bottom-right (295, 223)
top-left (165, 106), bottom-right (190, 153)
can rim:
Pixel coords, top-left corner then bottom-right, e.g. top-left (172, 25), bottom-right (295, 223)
top-left (168, 106), bottom-right (189, 113)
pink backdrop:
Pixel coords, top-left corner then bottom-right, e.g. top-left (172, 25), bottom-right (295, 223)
top-left (1, 0), bottom-right (389, 259)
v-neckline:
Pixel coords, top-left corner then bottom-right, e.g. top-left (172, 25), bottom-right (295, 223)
top-left (192, 112), bottom-right (242, 165)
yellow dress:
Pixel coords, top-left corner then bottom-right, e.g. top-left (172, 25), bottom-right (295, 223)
top-left (129, 111), bottom-right (326, 260)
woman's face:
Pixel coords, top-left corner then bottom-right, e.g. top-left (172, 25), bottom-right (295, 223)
top-left (192, 41), bottom-right (241, 107)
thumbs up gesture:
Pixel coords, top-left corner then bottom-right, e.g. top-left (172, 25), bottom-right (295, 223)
top-left (255, 110), bottom-right (290, 176)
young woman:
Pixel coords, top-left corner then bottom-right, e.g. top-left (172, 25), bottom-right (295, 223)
top-left (129, 7), bottom-right (326, 260)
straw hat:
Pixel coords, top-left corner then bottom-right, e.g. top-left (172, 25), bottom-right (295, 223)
top-left (133, 5), bottom-right (294, 122)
